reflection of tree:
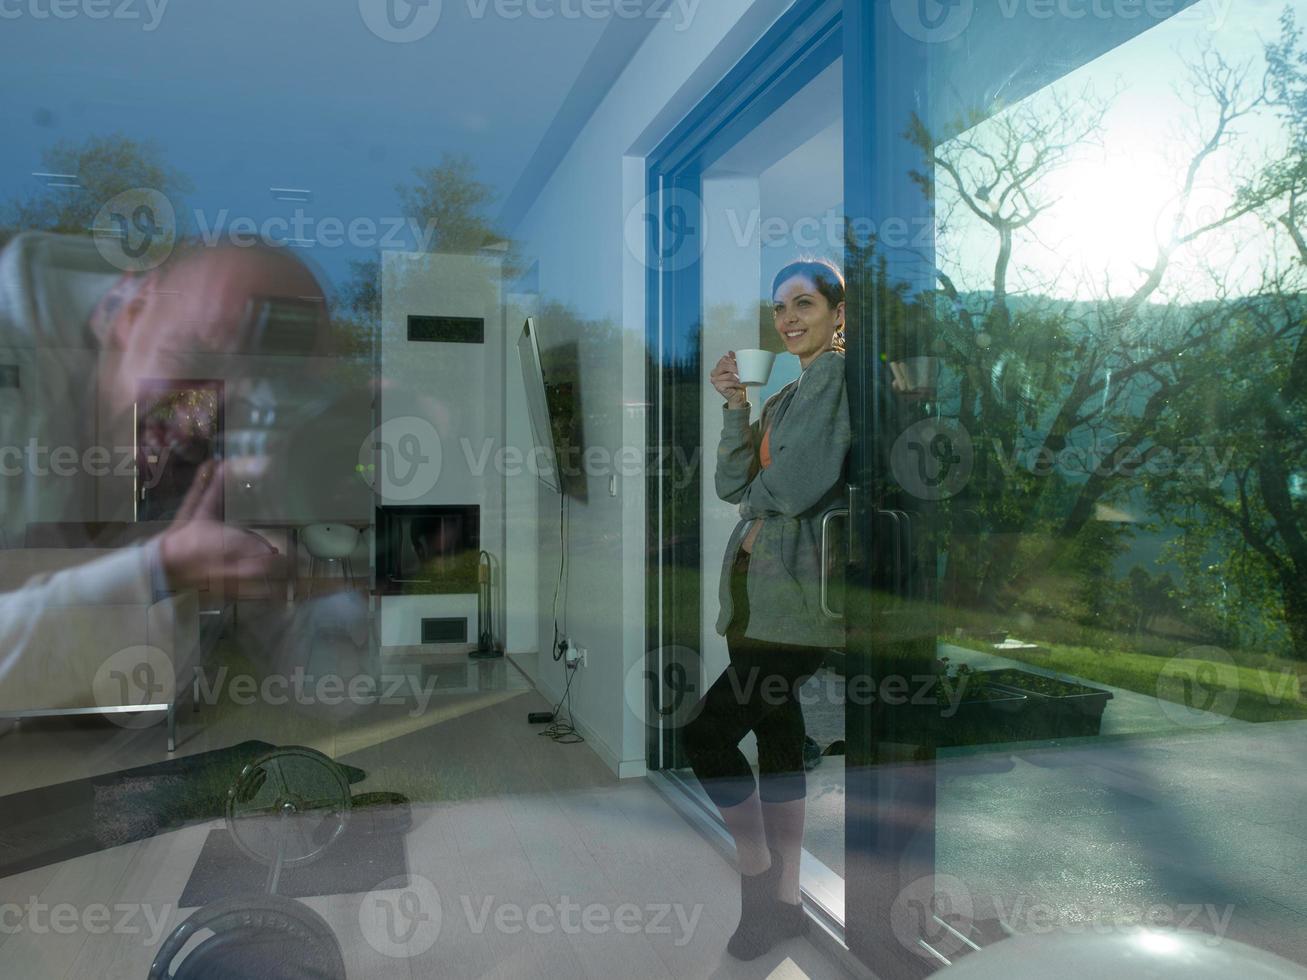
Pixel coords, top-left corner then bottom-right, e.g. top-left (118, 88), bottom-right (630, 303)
top-left (1144, 14), bottom-right (1307, 658)
top-left (338, 152), bottom-right (520, 330)
top-left (906, 24), bottom-right (1307, 659)
top-left (1, 134), bottom-right (191, 239)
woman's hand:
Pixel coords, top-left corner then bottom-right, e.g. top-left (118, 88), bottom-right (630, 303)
top-left (159, 460), bottom-right (279, 590)
top-left (710, 351), bottom-right (748, 408)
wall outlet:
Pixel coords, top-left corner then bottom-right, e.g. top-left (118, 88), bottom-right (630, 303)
top-left (564, 642), bottom-right (581, 669)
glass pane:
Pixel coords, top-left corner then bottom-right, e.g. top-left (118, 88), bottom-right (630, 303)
top-left (667, 55), bottom-right (849, 918)
top-left (0, 8), bottom-right (587, 976)
top-left (917, 0), bottom-right (1307, 964)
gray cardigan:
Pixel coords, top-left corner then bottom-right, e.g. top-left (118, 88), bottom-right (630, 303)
top-left (714, 349), bottom-right (850, 648)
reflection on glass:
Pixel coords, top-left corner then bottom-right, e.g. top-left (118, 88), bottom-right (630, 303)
top-left (915, 2), bottom-right (1307, 958)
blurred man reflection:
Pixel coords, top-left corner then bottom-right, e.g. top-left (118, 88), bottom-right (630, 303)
top-left (0, 231), bottom-right (367, 692)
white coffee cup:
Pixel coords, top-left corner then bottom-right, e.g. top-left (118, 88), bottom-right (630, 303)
top-left (735, 348), bottom-right (776, 387)
top-left (891, 356), bottom-right (939, 393)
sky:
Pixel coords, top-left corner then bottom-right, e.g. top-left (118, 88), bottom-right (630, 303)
top-left (0, 0), bottom-right (607, 290)
top-left (937, 0), bottom-right (1298, 303)
top-left (1, 0), bottom-right (1297, 306)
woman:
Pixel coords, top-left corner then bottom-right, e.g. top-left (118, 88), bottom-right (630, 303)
top-left (685, 257), bottom-right (851, 961)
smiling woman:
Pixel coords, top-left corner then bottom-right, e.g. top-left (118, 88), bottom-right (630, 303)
top-left (770, 257), bottom-right (846, 367)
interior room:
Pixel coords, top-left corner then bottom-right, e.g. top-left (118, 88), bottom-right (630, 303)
top-left (2, 1), bottom-right (1307, 978)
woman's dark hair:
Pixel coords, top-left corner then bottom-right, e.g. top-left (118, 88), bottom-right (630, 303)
top-left (771, 257), bottom-right (846, 352)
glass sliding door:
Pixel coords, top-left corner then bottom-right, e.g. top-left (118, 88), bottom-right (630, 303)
top-left (644, 0), bottom-right (850, 921)
top-left (843, 0), bottom-right (1307, 974)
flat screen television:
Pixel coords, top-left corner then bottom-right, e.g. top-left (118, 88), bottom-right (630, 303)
top-left (516, 317), bottom-right (563, 494)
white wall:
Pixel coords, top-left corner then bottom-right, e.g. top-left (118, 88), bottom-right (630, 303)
top-left (503, 292), bottom-right (540, 655)
top-left (378, 251), bottom-right (504, 649)
top-left (508, 0), bottom-right (796, 777)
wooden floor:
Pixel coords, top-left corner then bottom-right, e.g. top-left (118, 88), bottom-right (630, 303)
top-left (0, 622), bottom-right (857, 980)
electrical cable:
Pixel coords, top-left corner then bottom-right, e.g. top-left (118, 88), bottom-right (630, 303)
top-left (539, 652), bottom-right (584, 744)
top-left (551, 489), bottom-right (567, 660)
top-left (541, 489), bottom-right (582, 743)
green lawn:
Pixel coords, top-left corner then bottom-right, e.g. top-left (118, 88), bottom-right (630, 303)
top-left (948, 636), bottom-right (1307, 724)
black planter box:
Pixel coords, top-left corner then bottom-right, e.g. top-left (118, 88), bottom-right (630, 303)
top-left (914, 684), bottom-right (1030, 748)
top-left (976, 668), bottom-right (1114, 738)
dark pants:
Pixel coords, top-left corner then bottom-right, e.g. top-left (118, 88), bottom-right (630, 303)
top-left (684, 549), bottom-right (827, 809)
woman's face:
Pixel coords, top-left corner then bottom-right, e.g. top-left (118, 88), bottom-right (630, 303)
top-left (772, 274), bottom-right (844, 369)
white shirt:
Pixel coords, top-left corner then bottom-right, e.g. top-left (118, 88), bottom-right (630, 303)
top-left (0, 232), bottom-right (161, 686)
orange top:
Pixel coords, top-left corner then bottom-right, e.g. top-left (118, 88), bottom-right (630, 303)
top-left (741, 424), bottom-right (774, 553)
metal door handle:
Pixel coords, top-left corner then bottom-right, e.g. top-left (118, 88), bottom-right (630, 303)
top-left (821, 506), bottom-right (849, 620)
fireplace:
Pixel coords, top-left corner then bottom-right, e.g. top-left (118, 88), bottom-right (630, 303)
top-left (375, 504), bottom-right (480, 596)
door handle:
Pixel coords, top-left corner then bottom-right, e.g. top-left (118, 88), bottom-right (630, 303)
top-left (820, 506), bottom-right (849, 620)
